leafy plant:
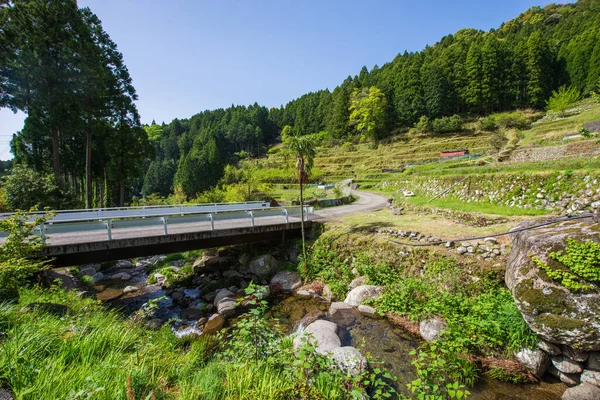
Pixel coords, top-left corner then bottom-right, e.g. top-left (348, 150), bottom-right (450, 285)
top-left (431, 115), bottom-right (463, 134)
top-left (546, 85), bottom-right (581, 116)
top-left (532, 239), bottom-right (600, 291)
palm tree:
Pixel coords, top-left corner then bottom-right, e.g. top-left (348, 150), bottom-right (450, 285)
top-left (286, 134), bottom-right (316, 264)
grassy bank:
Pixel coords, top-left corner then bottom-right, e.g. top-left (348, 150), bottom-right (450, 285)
top-left (0, 287), bottom-right (394, 400)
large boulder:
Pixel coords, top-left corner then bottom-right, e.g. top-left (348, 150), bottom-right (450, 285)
top-left (344, 285), bottom-right (383, 306)
top-left (293, 320), bottom-right (341, 354)
top-left (203, 314), bottom-right (225, 335)
top-left (216, 297), bottom-right (237, 316)
top-left (506, 218), bottom-right (600, 350)
top-left (249, 254), bottom-right (279, 277)
top-left (213, 289), bottom-right (235, 306)
top-left (269, 271), bottom-right (302, 294)
top-left (329, 346), bottom-right (367, 376)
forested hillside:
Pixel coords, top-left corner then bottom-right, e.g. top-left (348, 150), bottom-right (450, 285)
top-left (145, 0), bottom-right (600, 200)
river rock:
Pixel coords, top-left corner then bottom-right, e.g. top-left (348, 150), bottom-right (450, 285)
top-left (549, 364), bottom-right (580, 386)
top-left (538, 340), bottom-right (561, 356)
top-left (181, 306), bottom-right (204, 320)
top-left (321, 285), bottom-right (333, 302)
top-left (357, 305), bottom-right (380, 319)
top-left (116, 260), bottom-right (132, 269)
top-left (216, 297), bottom-right (237, 316)
top-left (581, 370), bottom-right (600, 387)
top-left (506, 218), bottom-right (600, 350)
top-left (552, 355), bottom-right (584, 374)
top-left (203, 314), bottom-right (225, 334)
top-left (419, 317), bottom-right (448, 343)
top-left (249, 254), bottom-right (279, 277)
top-left (96, 288), bottom-right (123, 301)
top-left (91, 272), bottom-right (104, 284)
top-left (296, 289), bottom-right (314, 298)
top-left (79, 266), bottom-right (96, 276)
top-left (562, 346), bottom-right (589, 363)
top-left (269, 271), bottom-right (301, 294)
top-left (0, 388), bottom-right (13, 400)
top-left (348, 276), bottom-right (367, 291)
top-left (588, 352), bottom-right (600, 371)
top-left (293, 320), bottom-right (341, 354)
top-left (146, 319), bottom-right (164, 330)
top-left (111, 272), bottom-right (131, 281)
top-left (214, 289), bottom-right (235, 306)
top-left (192, 255), bottom-right (234, 273)
top-left (515, 348), bottom-right (549, 377)
top-left (344, 285), bottom-right (383, 306)
top-left (329, 346), bottom-right (367, 376)
top-left (122, 286), bottom-right (139, 294)
top-left (561, 383), bottom-right (600, 400)
top-left (329, 302), bottom-right (352, 315)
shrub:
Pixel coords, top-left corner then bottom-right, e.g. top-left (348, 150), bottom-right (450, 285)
top-left (478, 116), bottom-right (499, 131)
top-left (431, 115), bottom-right (463, 134)
top-left (546, 85), bottom-right (581, 116)
top-left (340, 141), bottom-right (356, 152)
top-left (490, 131), bottom-right (508, 151)
top-left (3, 165), bottom-right (80, 211)
top-left (480, 111), bottom-right (531, 132)
top-left (415, 116), bottom-right (432, 133)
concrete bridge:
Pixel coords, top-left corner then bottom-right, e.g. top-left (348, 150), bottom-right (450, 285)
top-left (3, 191), bottom-right (388, 266)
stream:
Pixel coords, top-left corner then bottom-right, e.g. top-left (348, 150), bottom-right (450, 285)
top-left (94, 265), bottom-right (566, 400)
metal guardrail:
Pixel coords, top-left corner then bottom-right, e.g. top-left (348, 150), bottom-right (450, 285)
top-left (0, 201), bottom-right (270, 223)
top-left (0, 205), bottom-right (313, 241)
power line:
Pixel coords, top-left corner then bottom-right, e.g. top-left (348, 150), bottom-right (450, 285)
top-left (389, 213), bottom-right (597, 247)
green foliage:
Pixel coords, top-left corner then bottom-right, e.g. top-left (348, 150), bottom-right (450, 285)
top-left (3, 165), bottom-right (80, 211)
top-left (408, 341), bottom-right (473, 399)
top-left (479, 111), bottom-right (531, 132)
top-left (546, 85), bottom-right (581, 115)
top-left (349, 86), bottom-right (389, 141)
top-left (489, 131), bottom-right (508, 151)
top-left (0, 209), bottom-right (53, 293)
top-left (431, 115), bottom-right (463, 134)
top-left (415, 116), bottom-right (432, 133)
top-left (300, 241), bottom-right (353, 299)
top-left (532, 239), bottom-right (600, 291)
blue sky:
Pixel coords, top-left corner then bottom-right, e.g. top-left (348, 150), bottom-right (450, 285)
top-left (0, 0), bottom-right (557, 160)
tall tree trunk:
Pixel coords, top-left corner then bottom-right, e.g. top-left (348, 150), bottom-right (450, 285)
top-left (51, 126), bottom-right (61, 179)
top-left (85, 110), bottom-right (93, 208)
top-left (119, 181), bottom-right (125, 207)
top-left (298, 157), bottom-right (307, 264)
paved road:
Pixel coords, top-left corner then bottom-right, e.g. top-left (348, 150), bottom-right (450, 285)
top-left (26, 190), bottom-right (389, 246)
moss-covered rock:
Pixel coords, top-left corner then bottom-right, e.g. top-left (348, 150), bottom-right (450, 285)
top-left (506, 217), bottom-right (600, 350)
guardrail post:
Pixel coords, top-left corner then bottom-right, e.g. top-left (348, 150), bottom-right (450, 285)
top-left (106, 219), bottom-right (112, 240)
top-left (39, 223), bottom-right (45, 241)
top-left (162, 217), bottom-right (168, 235)
top-left (249, 211), bottom-right (255, 227)
top-left (209, 213), bottom-right (214, 230)
top-left (283, 208), bottom-right (289, 224)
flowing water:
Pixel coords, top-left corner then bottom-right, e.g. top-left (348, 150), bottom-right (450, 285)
top-left (96, 271), bottom-right (566, 400)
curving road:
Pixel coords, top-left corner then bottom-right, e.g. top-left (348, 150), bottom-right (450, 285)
top-left (312, 190), bottom-right (389, 220)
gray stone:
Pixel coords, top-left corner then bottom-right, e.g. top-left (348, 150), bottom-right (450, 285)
top-left (123, 285), bottom-right (139, 294)
top-left (484, 237), bottom-right (499, 245)
top-left (553, 355), bottom-right (584, 374)
top-left (321, 285), bottom-right (334, 302)
top-left (515, 348), bottom-right (549, 377)
top-left (357, 305), bottom-right (380, 319)
top-left (329, 302), bottom-right (352, 315)
top-left (506, 218), bottom-right (600, 350)
top-left (419, 317), bottom-right (448, 343)
top-left (581, 370), bottom-right (600, 387)
top-left (216, 297), bottom-right (237, 317)
top-left (91, 272), bottom-right (104, 284)
top-left (348, 276), bottom-right (367, 291)
top-left (181, 306), bottom-right (204, 320)
top-left (269, 271), bottom-right (302, 294)
top-left (293, 320), bottom-right (341, 355)
top-left (329, 346), bottom-right (367, 376)
top-left (116, 260), bottom-right (132, 269)
top-left (344, 285), bottom-right (383, 306)
top-left (248, 254), bottom-right (279, 277)
top-left (192, 255), bottom-right (234, 273)
top-left (213, 289), bottom-right (235, 306)
top-left (203, 314), bottom-right (225, 335)
top-left (562, 346), bottom-right (589, 363)
top-left (223, 270), bottom-right (243, 279)
top-left (0, 388), bottom-right (13, 400)
top-left (561, 383), bottom-right (600, 400)
top-left (296, 289), bottom-right (314, 298)
top-left (537, 340), bottom-right (561, 356)
top-left (588, 352), bottom-right (600, 372)
top-left (456, 246), bottom-right (467, 255)
top-left (111, 272), bottom-right (131, 281)
top-left (79, 266), bottom-right (96, 276)
top-left (146, 319), bottom-right (164, 330)
top-left (549, 364), bottom-right (580, 386)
